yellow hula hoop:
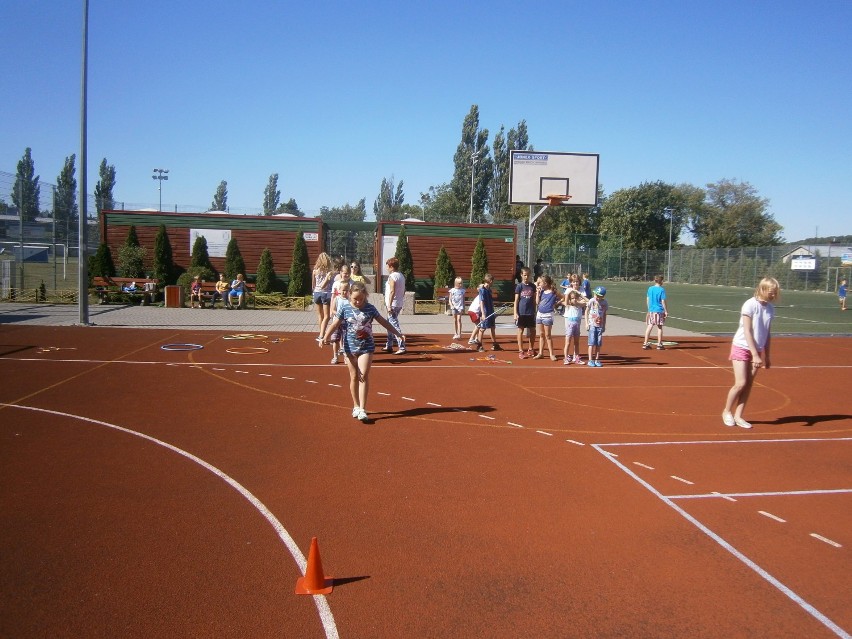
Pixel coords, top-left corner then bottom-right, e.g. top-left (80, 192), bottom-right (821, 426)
top-left (225, 346), bottom-right (269, 354)
top-left (223, 333), bottom-right (268, 340)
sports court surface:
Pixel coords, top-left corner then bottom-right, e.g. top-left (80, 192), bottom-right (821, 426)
top-left (1, 309), bottom-right (850, 638)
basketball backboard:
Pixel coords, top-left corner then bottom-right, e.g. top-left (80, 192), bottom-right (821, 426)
top-left (508, 151), bottom-right (599, 207)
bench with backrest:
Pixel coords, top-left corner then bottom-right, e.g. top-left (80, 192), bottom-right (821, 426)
top-left (196, 280), bottom-right (256, 309)
top-left (92, 277), bottom-right (160, 305)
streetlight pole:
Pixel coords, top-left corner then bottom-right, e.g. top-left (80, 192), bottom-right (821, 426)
top-left (469, 147), bottom-right (481, 224)
top-left (664, 207), bottom-right (674, 282)
top-left (152, 168), bottom-right (169, 211)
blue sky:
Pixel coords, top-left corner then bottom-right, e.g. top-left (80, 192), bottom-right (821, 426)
top-left (2, 0), bottom-right (850, 243)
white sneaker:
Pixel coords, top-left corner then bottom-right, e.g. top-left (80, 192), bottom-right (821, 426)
top-left (722, 411), bottom-right (736, 427)
top-left (352, 407), bottom-right (361, 418)
top-left (734, 417), bottom-right (753, 429)
top-left (356, 408), bottom-right (369, 422)
top-left (331, 355), bottom-right (338, 364)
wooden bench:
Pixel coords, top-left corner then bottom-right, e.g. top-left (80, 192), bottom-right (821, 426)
top-left (194, 280), bottom-right (256, 309)
top-left (434, 287), bottom-right (499, 313)
top-left (92, 277), bottom-right (160, 305)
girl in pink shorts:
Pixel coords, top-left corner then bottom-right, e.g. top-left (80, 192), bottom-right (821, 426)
top-left (722, 277), bottom-right (779, 429)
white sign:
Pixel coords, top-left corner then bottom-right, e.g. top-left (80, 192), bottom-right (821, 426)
top-left (190, 228), bottom-right (231, 258)
top-left (303, 232), bottom-right (319, 242)
top-left (790, 255), bottom-right (816, 271)
top-left (841, 252), bottom-right (852, 266)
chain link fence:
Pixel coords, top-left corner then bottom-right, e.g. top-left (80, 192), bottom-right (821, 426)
top-left (539, 240), bottom-right (851, 292)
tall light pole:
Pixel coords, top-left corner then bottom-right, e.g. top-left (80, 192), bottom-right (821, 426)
top-left (152, 168), bottom-right (169, 211)
top-left (664, 207), bottom-right (674, 282)
top-left (78, 0), bottom-right (90, 325)
top-left (469, 147), bottom-right (482, 224)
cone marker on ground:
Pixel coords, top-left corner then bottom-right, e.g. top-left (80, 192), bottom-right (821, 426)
top-left (295, 537), bottom-right (334, 595)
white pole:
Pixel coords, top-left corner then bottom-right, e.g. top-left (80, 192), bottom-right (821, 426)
top-left (78, 0), bottom-right (90, 325)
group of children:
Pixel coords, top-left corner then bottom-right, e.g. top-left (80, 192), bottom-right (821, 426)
top-left (446, 269), bottom-right (609, 366)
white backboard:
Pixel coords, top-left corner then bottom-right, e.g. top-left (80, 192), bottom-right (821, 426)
top-left (508, 151), bottom-right (599, 207)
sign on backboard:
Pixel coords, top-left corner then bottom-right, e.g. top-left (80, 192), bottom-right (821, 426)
top-left (508, 151), bottom-right (599, 207)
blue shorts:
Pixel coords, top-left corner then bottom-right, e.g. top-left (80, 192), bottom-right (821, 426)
top-left (588, 326), bottom-right (604, 347)
top-left (313, 291), bottom-right (330, 305)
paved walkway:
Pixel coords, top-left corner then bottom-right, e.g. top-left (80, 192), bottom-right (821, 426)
top-left (0, 302), bottom-right (703, 337)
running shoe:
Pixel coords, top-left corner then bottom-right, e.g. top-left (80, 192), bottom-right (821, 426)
top-left (573, 355), bottom-right (582, 365)
top-left (356, 408), bottom-right (369, 422)
top-left (519, 351), bottom-right (528, 360)
top-left (563, 357), bottom-right (571, 365)
top-left (594, 360), bottom-right (602, 367)
top-left (491, 343), bottom-right (503, 351)
top-left (722, 411), bottom-right (736, 427)
top-left (587, 360), bottom-right (595, 367)
top-left (352, 407), bottom-right (361, 418)
top-left (642, 343), bottom-right (651, 350)
top-left (734, 417), bottom-right (753, 429)
top-left (657, 344), bottom-right (665, 350)
top-left (331, 355), bottom-right (338, 364)
top-left (395, 348), bottom-right (407, 355)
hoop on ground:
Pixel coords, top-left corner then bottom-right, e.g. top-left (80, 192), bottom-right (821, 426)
top-left (545, 193), bottom-right (573, 207)
top-left (223, 333), bottom-right (269, 340)
top-left (161, 343), bottom-right (204, 351)
top-left (225, 346), bottom-right (269, 355)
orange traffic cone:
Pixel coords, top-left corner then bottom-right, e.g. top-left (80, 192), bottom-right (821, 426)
top-left (295, 537), bottom-right (334, 595)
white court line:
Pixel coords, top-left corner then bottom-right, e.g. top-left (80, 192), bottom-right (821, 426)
top-left (478, 415), bottom-right (495, 421)
top-left (670, 475), bottom-right (694, 485)
top-left (759, 511), bottom-right (787, 523)
top-left (593, 440), bottom-right (850, 639)
top-left (427, 402), bottom-right (442, 407)
top-left (565, 439), bottom-right (585, 446)
top-left (1, 403), bottom-right (339, 639)
top-left (669, 488), bottom-right (852, 500)
top-left (401, 397), bottom-right (415, 402)
top-left (536, 430), bottom-right (554, 437)
top-left (507, 422), bottom-right (524, 428)
top-left (633, 462), bottom-right (655, 470)
top-left (810, 534), bottom-right (842, 548)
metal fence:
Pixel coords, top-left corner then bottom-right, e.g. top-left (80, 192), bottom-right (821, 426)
top-left (539, 243), bottom-right (851, 292)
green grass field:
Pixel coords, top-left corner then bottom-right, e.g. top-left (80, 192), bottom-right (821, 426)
top-left (601, 281), bottom-right (852, 336)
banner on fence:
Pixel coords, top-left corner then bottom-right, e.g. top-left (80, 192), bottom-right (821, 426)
top-left (790, 255), bottom-right (816, 271)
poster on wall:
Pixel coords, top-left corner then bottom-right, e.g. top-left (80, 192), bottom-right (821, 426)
top-left (190, 229), bottom-right (231, 258)
top-left (381, 235), bottom-right (398, 275)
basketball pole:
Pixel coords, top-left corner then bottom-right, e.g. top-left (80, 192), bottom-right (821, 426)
top-left (527, 204), bottom-right (550, 268)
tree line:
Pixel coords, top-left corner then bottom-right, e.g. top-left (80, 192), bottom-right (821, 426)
top-left (5, 104), bottom-right (785, 253)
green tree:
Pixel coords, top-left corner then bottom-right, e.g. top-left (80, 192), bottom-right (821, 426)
top-left (419, 183), bottom-right (463, 223)
top-left (277, 198), bottom-right (304, 217)
top-left (263, 173), bottom-right (280, 215)
top-left (691, 179), bottom-right (783, 248)
top-left (152, 224), bottom-right (175, 284)
top-left (451, 105), bottom-right (492, 223)
top-left (373, 176), bottom-right (405, 221)
top-left (190, 235), bottom-right (214, 272)
top-left (433, 246), bottom-right (455, 289)
top-left (394, 225), bottom-right (415, 290)
top-left (12, 148), bottom-right (41, 222)
top-left (489, 120), bottom-right (531, 223)
top-left (599, 181), bottom-right (686, 250)
top-left (124, 224), bottom-right (140, 248)
top-left (211, 180), bottom-right (228, 211)
top-left (471, 238), bottom-right (489, 286)
top-left (89, 242), bottom-right (116, 279)
top-left (54, 154), bottom-right (78, 233)
top-left (118, 245), bottom-right (146, 278)
top-left (288, 232), bottom-right (310, 296)
top-left (94, 158), bottom-right (116, 213)
top-left (255, 248), bottom-right (277, 293)
top-left (224, 237), bottom-right (246, 279)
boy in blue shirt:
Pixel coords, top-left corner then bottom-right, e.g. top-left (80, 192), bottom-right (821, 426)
top-left (643, 275), bottom-right (669, 350)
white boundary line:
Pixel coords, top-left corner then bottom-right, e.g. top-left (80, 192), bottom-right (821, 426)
top-left (1, 403), bottom-right (339, 639)
top-left (592, 438), bottom-right (851, 639)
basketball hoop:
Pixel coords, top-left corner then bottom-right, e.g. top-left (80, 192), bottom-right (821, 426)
top-left (545, 194), bottom-right (573, 206)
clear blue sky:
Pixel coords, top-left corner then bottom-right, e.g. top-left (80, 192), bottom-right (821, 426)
top-left (2, 0), bottom-right (850, 243)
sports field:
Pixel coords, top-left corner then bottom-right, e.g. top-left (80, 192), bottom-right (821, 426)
top-left (1, 321), bottom-right (850, 638)
top-left (600, 281), bottom-right (851, 336)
